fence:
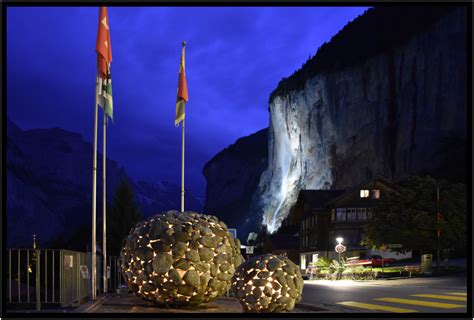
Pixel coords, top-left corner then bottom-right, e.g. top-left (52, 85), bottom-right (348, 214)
top-left (7, 248), bottom-right (124, 309)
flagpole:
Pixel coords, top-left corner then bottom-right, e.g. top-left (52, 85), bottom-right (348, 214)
top-left (180, 41), bottom-right (186, 213)
top-left (102, 107), bottom-right (107, 293)
top-left (91, 68), bottom-right (99, 301)
top-left (181, 118), bottom-right (185, 212)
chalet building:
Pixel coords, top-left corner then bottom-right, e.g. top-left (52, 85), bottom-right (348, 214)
top-left (288, 175), bottom-right (402, 269)
top-left (291, 190), bottom-right (347, 251)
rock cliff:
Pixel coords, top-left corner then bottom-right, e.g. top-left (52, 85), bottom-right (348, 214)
top-left (258, 6), bottom-right (467, 232)
top-left (204, 6), bottom-right (467, 235)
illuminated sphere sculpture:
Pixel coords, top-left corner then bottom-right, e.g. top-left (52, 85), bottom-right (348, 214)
top-left (231, 254), bottom-right (303, 312)
top-left (120, 210), bottom-right (244, 306)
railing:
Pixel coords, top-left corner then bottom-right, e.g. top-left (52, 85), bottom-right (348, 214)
top-left (7, 248), bottom-right (124, 310)
top-left (7, 249), bottom-right (61, 307)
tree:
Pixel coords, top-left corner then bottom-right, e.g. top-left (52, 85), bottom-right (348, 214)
top-left (362, 176), bottom-right (466, 255)
top-left (107, 179), bottom-right (142, 256)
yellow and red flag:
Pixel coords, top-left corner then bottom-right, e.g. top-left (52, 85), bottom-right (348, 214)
top-left (175, 42), bottom-right (188, 127)
top-left (96, 7), bottom-right (113, 120)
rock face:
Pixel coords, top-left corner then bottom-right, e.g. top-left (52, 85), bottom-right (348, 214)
top-left (6, 118), bottom-right (203, 248)
top-left (231, 254), bottom-right (303, 312)
top-left (255, 7), bottom-right (467, 232)
top-left (120, 210), bottom-right (244, 306)
top-left (203, 129), bottom-right (268, 241)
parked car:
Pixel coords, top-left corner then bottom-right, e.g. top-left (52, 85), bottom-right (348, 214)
top-left (346, 255), bottom-right (397, 267)
top-left (370, 255), bottom-right (397, 267)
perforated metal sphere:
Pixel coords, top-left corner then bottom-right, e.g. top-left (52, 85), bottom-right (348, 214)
top-left (120, 210), bottom-right (244, 306)
top-left (231, 254), bottom-right (303, 312)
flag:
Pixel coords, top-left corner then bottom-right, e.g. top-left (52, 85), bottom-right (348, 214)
top-left (175, 43), bottom-right (188, 126)
top-left (96, 7), bottom-right (113, 121)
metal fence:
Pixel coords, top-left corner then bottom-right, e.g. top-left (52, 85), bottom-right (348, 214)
top-left (7, 249), bottom-right (124, 309)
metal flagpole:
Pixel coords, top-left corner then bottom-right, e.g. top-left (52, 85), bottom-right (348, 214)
top-left (181, 118), bottom-right (185, 212)
top-left (91, 67), bottom-right (99, 301)
top-left (102, 105), bottom-right (107, 293)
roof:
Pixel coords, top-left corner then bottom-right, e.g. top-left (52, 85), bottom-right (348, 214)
top-left (326, 175), bottom-right (400, 206)
top-left (298, 190), bottom-right (347, 209)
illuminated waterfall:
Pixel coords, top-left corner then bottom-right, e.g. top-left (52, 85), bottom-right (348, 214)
top-left (268, 131), bottom-right (291, 233)
top-left (258, 85), bottom-right (335, 234)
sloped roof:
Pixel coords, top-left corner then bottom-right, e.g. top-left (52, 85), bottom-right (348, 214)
top-left (298, 190), bottom-right (347, 209)
top-left (326, 175), bottom-right (400, 206)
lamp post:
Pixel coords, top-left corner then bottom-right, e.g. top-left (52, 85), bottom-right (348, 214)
top-left (336, 237), bottom-right (344, 263)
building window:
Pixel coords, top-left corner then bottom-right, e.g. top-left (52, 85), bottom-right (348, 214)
top-left (331, 209), bottom-right (336, 221)
top-left (360, 189), bottom-right (369, 198)
top-left (300, 255), bottom-right (307, 270)
top-left (371, 189), bottom-right (381, 199)
top-left (336, 208), bottom-right (346, 221)
top-left (357, 208), bottom-right (367, 220)
top-left (367, 208), bottom-right (373, 218)
top-left (347, 208), bottom-right (357, 221)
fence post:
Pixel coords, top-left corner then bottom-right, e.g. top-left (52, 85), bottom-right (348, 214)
top-left (9, 250), bottom-right (12, 303)
top-left (36, 249), bottom-right (41, 311)
top-left (77, 252), bottom-right (80, 305)
top-left (45, 250), bottom-right (48, 303)
top-left (27, 250), bottom-right (30, 303)
top-left (52, 250), bottom-right (55, 303)
top-left (18, 250), bottom-right (21, 303)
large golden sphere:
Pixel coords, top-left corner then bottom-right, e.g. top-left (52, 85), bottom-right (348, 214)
top-left (120, 210), bottom-right (244, 306)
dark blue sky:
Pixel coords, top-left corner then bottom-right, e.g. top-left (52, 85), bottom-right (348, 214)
top-left (7, 6), bottom-right (368, 198)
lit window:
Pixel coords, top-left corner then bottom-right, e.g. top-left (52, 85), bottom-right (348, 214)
top-left (336, 208), bottom-right (346, 221)
top-left (360, 190), bottom-right (369, 198)
top-left (357, 208), bottom-right (367, 220)
top-left (371, 190), bottom-right (381, 199)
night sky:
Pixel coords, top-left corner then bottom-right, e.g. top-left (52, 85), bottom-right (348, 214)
top-left (7, 6), bottom-right (368, 198)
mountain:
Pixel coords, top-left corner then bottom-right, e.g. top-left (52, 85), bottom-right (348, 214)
top-left (6, 118), bottom-right (203, 248)
top-left (133, 180), bottom-right (203, 216)
top-left (204, 6), bottom-right (467, 235)
top-left (203, 129), bottom-right (268, 241)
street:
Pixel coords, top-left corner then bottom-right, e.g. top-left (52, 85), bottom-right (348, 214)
top-left (301, 273), bottom-right (467, 313)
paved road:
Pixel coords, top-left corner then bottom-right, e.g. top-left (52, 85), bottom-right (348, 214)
top-left (301, 273), bottom-right (468, 313)
top-left (88, 293), bottom-right (321, 313)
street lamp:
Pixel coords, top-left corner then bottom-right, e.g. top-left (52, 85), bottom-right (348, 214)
top-left (336, 237), bottom-right (344, 263)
